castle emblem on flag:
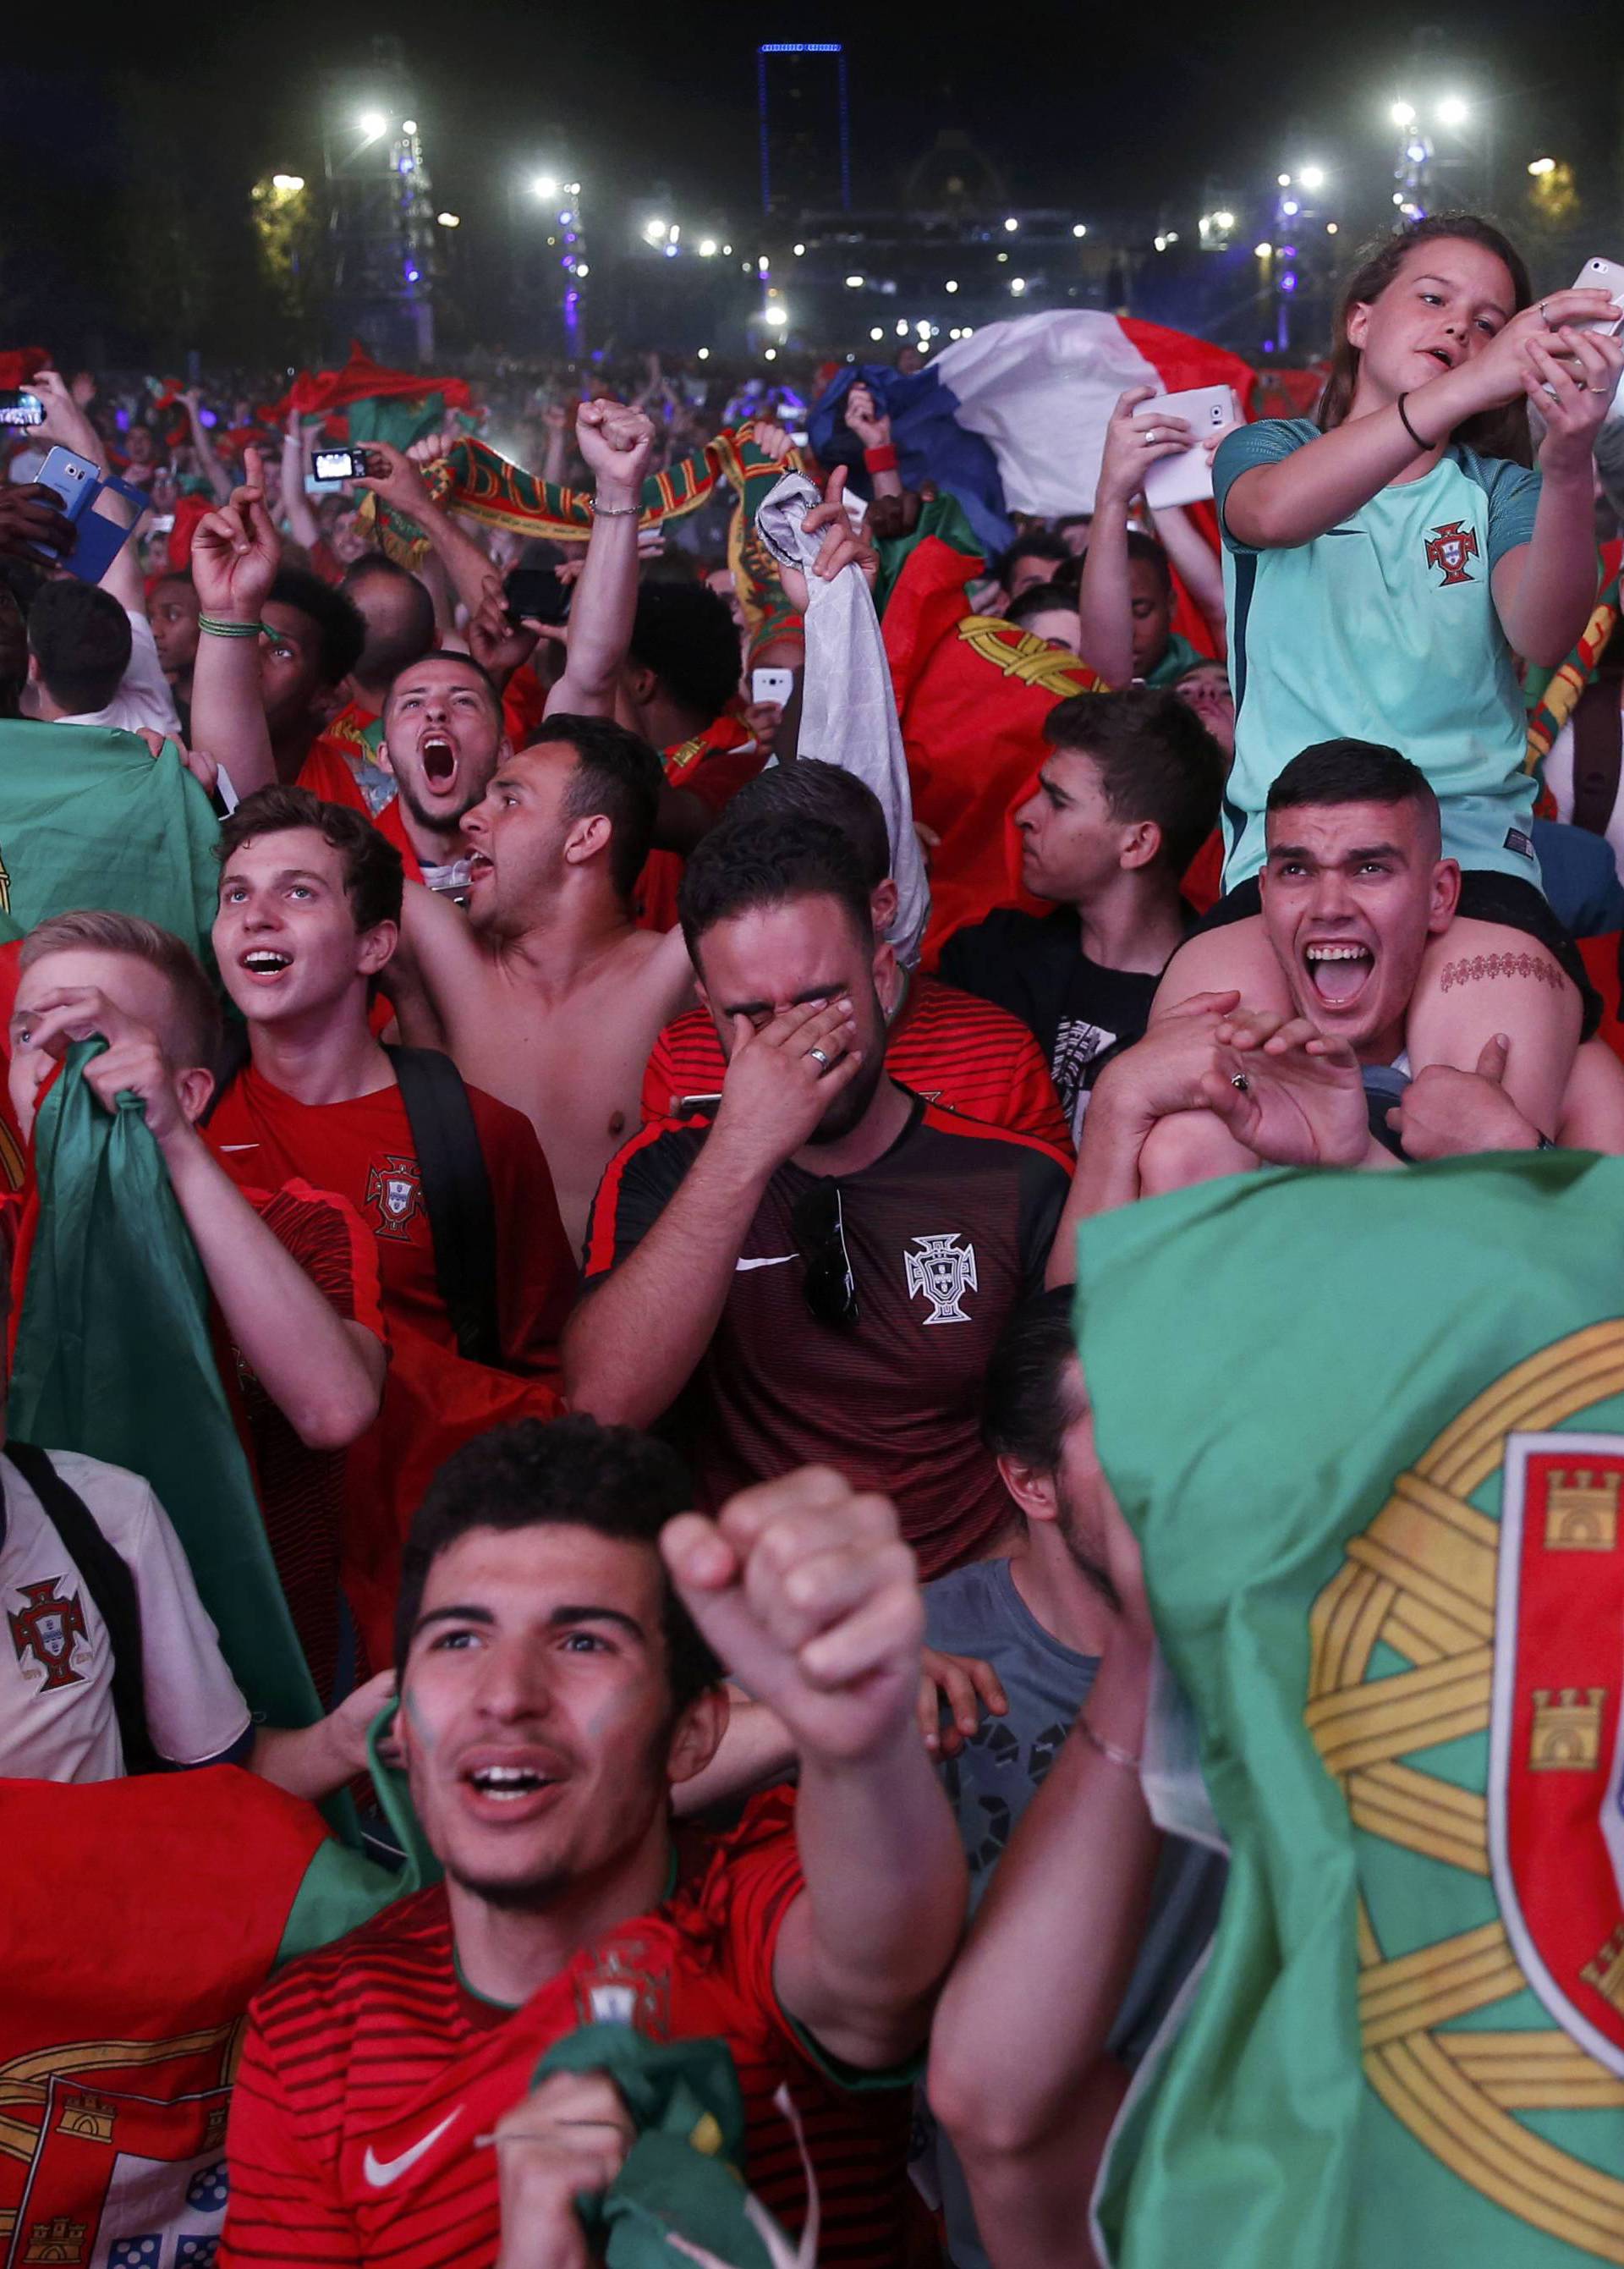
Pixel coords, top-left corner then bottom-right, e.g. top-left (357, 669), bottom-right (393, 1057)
top-left (1424, 520), bottom-right (1480, 586)
top-left (905, 1233), bottom-right (978, 1325)
top-left (365, 1153), bottom-right (423, 1242)
top-left (9, 1577), bottom-right (88, 1691)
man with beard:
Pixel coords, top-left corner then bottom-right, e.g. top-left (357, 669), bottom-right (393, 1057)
top-left (566, 821), bottom-right (1072, 1577)
top-left (374, 650), bottom-right (512, 893)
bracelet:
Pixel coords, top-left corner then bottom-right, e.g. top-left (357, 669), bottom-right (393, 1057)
top-left (1078, 1714), bottom-right (1142, 1775)
top-left (590, 496), bottom-right (640, 518)
top-left (1395, 392), bottom-right (1435, 452)
top-left (863, 442), bottom-right (899, 473)
top-left (196, 616), bottom-right (266, 640)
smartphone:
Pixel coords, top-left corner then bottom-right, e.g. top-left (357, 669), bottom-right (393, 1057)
top-left (310, 447), bottom-right (376, 483)
top-left (1140, 386), bottom-right (1243, 512)
top-left (1568, 258), bottom-right (1624, 337)
top-left (35, 445), bottom-right (148, 582)
top-left (0, 390), bottom-right (44, 428)
top-left (503, 565), bottom-right (572, 627)
top-left (751, 667), bottom-right (794, 708)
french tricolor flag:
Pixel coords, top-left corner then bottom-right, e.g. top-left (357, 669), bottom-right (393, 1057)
top-left (811, 310), bottom-right (1260, 553)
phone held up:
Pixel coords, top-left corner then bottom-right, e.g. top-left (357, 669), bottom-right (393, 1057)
top-left (34, 446), bottom-right (150, 584)
top-left (0, 390), bottom-right (44, 429)
top-left (1139, 386), bottom-right (1242, 514)
top-left (751, 667), bottom-right (794, 709)
top-left (310, 447), bottom-right (381, 484)
top-left (502, 565), bottom-right (572, 629)
top-left (1568, 257), bottom-right (1624, 337)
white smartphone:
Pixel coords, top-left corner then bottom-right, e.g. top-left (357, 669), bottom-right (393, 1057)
top-left (1140, 385), bottom-right (1243, 512)
top-left (751, 667), bottom-right (794, 707)
top-left (1568, 257), bottom-right (1624, 336)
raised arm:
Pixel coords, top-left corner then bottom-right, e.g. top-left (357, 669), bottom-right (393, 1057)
top-left (927, 1496), bottom-right (1159, 2266)
top-left (1077, 387), bottom-right (1194, 688)
top-left (542, 400), bottom-right (656, 719)
top-left (564, 997), bottom-right (862, 1424)
top-left (279, 409), bottom-right (322, 549)
top-left (182, 387), bottom-right (235, 505)
top-left (1224, 288), bottom-right (1616, 553)
top-left (1146, 501), bottom-right (1227, 654)
top-left (843, 382), bottom-right (904, 500)
top-left (28, 368), bottom-right (145, 618)
top-left (189, 446), bottom-right (282, 799)
top-left (12, 994), bottom-right (383, 1450)
top-left (355, 441), bottom-right (502, 624)
top-left (1493, 319), bottom-right (1624, 666)
top-left (664, 1465), bottom-right (967, 2068)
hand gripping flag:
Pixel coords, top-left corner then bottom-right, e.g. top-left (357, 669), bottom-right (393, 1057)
top-left (9, 1043), bottom-right (321, 1735)
top-left (1074, 1151), bottom-right (1624, 2268)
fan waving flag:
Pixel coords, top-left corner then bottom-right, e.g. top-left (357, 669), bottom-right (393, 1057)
top-left (274, 339), bottom-right (474, 451)
top-left (1074, 1152), bottom-right (1624, 2269)
top-left (810, 311), bottom-right (1257, 553)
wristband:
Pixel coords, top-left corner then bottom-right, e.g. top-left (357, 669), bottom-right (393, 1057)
top-left (862, 442), bottom-right (899, 474)
top-left (1395, 393), bottom-right (1435, 452)
top-left (196, 616), bottom-right (266, 640)
top-left (1078, 1713), bottom-right (1141, 1774)
top-left (590, 496), bottom-right (640, 518)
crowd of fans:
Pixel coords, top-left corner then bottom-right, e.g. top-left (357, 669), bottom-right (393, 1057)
top-left (3, 203), bottom-right (1624, 2268)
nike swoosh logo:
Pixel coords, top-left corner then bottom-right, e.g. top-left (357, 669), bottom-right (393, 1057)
top-left (363, 2107), bottom-right (462, 2188)
top-left (735, 1254), bottom-right (799, 1272)
top-left (217, 1142), bottom-right (259, 1151)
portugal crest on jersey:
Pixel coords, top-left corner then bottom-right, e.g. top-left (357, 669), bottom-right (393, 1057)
top-left (905, 1233), bottom-right (978, 1325)
top-left (365, 1153), bottom-right (423, 1241)
top-left (1424, 519), bottom-right (1480, 587)
top-left (9, 1576), bottom-right (88, 1690)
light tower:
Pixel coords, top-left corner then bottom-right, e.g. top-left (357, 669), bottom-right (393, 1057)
top-left (321, 36), bottom-right (437, 362)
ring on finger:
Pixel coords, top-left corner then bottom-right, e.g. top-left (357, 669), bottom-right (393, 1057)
top-left (1231, 1073), bottom-right (1250, 1093)
top-left (808, 1046), bottom-right (831, 1070)
top-left (1144, 427), bottom-right (1160, 445)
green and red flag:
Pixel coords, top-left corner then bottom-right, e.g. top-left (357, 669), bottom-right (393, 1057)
top-left (0, 722), bottom-right (220, 962)
top-left (1076, 1151), bottom-right (1624, 2268)
top-left (9, 1045), bottom-right (320, 1736)
top-left (879, 507), bottom-right (1101, 961)
top-left (0, 1765), bottom-right (403, 2266)
top-left (274, 338), bottom-right (474, 448)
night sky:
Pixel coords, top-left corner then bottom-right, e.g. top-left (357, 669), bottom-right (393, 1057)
top-left (4, 2), bottom-right (1620, 358)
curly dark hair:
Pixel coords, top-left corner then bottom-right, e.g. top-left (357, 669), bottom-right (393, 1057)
top-left (218, 783), bottom-right (403, 932)
top-left (393, 1417), bottom-right (722, 1715)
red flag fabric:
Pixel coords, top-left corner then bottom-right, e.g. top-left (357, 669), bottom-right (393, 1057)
top-left (882, 534), bottom-right (1103, 963)
top-left (0, 1769), bottom-right (332, 2265)
top-left (275, 341), bottom-right (473, 423)
top-left (0, 349), bottom-right (49, 389)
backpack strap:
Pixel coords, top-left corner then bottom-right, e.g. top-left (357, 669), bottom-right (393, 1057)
top-left (198, 1019), bottom-right (252, 1128)
top-left (1568, 674), bottom-right (1624, 838)
top-left (4, 1442), bottom-right (163, 1776)
top-left (385, 1047), bottom-right (501, 1367)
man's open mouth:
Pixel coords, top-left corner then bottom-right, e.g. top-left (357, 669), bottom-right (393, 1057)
top-left (421, 733), bottom-right (457, 790)
top-left (239, 950), bottom-right (292, 977)
top-left (1304, 942), bottom-right (1374, 1005)
top-left (464, 1764), bottom-right (551, 1800)
top-left (466, 850), bottom-right (493, 882)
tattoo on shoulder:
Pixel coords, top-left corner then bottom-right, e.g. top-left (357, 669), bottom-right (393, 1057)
top-left (1439, 950), bottom-right (1565, 996)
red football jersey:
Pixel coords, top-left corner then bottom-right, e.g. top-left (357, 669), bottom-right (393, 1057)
top-left (205, 1068), bottom-right (577, 1670)
top-left (641, 970), bottom-right (1073, 1155)
top-left (635, 717), bottom-right (766, 937)
top-left (206, 1065), bottom-right (575, 1379)
top-left (220, 1794), bottom-right (911, 2269)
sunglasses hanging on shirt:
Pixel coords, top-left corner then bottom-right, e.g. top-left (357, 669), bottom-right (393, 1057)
top-left (791, 1181), bottom-right (859, 1330)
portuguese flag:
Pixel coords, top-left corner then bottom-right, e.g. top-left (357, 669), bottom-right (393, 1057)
top-left (1077, 1152), bottom-right (1624, 2267)
top-left (0, 722), bottom-right (220, 962)
top-left (0, 1766), bottom-right (403, 2268)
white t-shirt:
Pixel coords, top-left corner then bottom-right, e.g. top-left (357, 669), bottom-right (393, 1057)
top-left (0, 1446), bottom-right (251, 1783)
top-left (57, 609), bottom-right (182, 738)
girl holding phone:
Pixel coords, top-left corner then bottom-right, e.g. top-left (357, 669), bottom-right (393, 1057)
top-left (1156, 213), bottom-right (1624, 1137)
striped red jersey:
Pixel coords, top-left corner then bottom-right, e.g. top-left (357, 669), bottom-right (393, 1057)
top-left (220, 1793), bottom-right (910, 2269)
top-left (641, 970), bottom-right (1073, 1154)
top-left (584, 1095), bottom-right (1070, 1575)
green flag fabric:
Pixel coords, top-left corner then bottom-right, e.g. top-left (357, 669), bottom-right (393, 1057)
top-left (535, 2025), bottom-right (797, 2269)
top-left (9, 1042), bottom-right (320, 1733)
top-left (1078, 1153), bottom-right (1624, 2269)
top-left (0, 721), bottom-right (221, 958)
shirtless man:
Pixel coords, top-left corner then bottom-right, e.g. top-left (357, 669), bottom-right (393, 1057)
top-left (189, 409), bottom-right (874, 1247)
